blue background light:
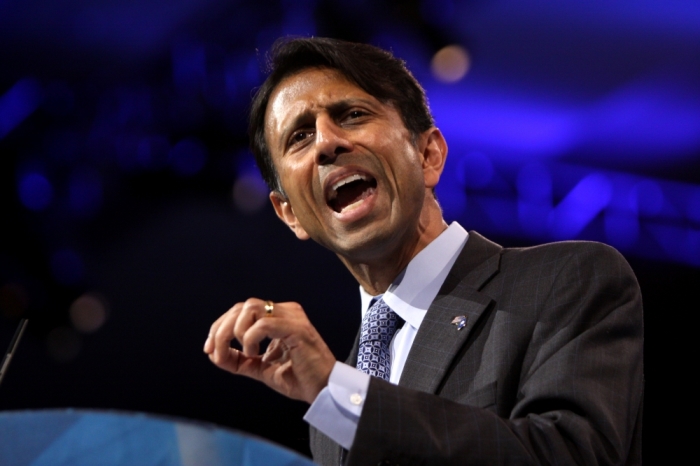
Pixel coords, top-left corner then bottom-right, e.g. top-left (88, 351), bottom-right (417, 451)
top-left (0, 78), bottom-right (42, 140)
top-left (18, 172), bottom-right (53, 211)
top-left (68, 168), bottom-right (104, 217)
top-left (169, 137), bottom-right (208, 176)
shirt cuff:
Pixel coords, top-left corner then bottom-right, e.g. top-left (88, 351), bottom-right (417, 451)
top-left (303, 361), bottom-right (371, 450)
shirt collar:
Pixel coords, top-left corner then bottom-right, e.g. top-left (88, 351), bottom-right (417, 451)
top-left (360, 222), bottom-right (469, 329)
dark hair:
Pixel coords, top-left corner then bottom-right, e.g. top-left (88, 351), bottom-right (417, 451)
top-left (248, 37), bottom-right (434, 193)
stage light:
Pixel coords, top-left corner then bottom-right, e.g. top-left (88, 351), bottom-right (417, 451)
top-left (431, 45), bottom-right (470, 83)
top-left (517, 163), bottom-right (553, 237)
top-left (69, 293), bottom-right (109, 334)
top-left (518, 201), bottom-right (551, 238)
top-left (0, 78), bottom-right (41, 139)
top-left (169, 138), bottom-right (207, 176)
top-left (68, 168), bottom-right (103, 217)
top-left (686, 189), bottom-right (700, 225)
top-left (517, 163), bottom-right (552, 204)
top-left (233, 173), bottom-right (268, 214)
top-left (631, 180), bottom-right (664, 217)
top-left (18, 172), bottom-right (53, 211)
top-left (172, 41), bottom-right (206, 95)
top-left (136, 135), bottom-right (170, 170)
top-left (605, 211), bottom-right (640, 249)
top-left (457, 152), bottom-right (494, 189)
top-left (549, 173), bottom-right (612, 239)
top-left (649, 225), bottom-right (700, 267)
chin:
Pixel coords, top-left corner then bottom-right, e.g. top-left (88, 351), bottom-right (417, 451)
top-left (327, 225), bottom-right (401, 261)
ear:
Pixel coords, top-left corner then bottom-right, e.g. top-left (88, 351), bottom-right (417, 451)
top-left (420, 128), bottom-right (448, 189)
top-left (269, 191), bottom-right (311, 241)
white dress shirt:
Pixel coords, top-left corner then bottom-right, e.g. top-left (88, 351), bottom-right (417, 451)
top-left (304, 222), bottom-right (469, 449)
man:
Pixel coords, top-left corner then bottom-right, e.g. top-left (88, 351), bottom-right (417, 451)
top-left (203, 37), bottom-right (643, 465)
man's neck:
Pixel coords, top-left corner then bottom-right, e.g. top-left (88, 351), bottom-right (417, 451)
top-left (339, 204), bottom-right (448, 296)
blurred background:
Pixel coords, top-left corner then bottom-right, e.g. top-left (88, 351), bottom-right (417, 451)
top-left (1, 0), bottom-right (697, 461)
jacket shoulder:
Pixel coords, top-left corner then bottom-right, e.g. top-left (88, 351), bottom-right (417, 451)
top-left (501, 240), bottom-right (634, 273)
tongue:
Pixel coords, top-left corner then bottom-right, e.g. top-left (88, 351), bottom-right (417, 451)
top-left (332, 180), bottom-right (373, 213)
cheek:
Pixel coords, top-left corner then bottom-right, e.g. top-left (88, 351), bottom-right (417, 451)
top-left (382, 139), bottom-right (423, 183)
top-left (279, 162), bottom-right (321, 207)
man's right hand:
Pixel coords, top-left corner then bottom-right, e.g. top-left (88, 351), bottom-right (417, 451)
top-left (203, 298), bottom-right (337, 404)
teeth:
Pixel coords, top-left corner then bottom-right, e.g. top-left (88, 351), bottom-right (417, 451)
top-left (331, 174), bottom-right (367, 195)
top-left (340, 199), bottom-right (364, 213)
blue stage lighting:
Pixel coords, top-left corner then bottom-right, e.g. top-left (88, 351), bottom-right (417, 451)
top-left (172, 41), bottom-right (206, 95)
top-left (0, 78), bottom-right (42, 140)
top-left (632, 180), bottom-right (665, 217)
top-left (649, 225), bottom-right (700, 267)
top-left (420, 0), bottom-right (456, 27)
top-left (549, 173), bottom-right (612, 239)
top-left (281, 0), bottom-right (317, 37)
top-left (457, 152), bottom-right (494, 189)
top-left (136, 135), bottom-right (170, 170)
top-left (517, 163), bottom-right (552, 203)
top-left (169, 138), bottom-right (207, 176)
top-left (18, 173), bottom-right (54, 211)
top-left (436, 180), bottom-right (467, 221)
top-left (480, 197), bottom-right (519, 235)
top-left (605, 211), bottom-right (640, 250)
top-left (68, 169), bottom-right (104, 217)
top-left (518, 201), bottom-right (551, 238)
top-left (688, 189), bottom-right (700, 225)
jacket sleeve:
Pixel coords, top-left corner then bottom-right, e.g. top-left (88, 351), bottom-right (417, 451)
top-left (345, 243), bottom-right (644, 466)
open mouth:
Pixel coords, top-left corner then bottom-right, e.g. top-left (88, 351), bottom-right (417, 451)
top-left (327, 173), bottom-right (377, 213)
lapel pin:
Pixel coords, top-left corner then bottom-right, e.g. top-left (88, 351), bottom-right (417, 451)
top-left (451, 315), bottom-right (467, 330)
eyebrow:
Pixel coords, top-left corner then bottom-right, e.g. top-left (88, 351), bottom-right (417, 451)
top-left (325, 98), bottom-right (376, 115)
top-left (279, 97), bottom-right (379, 149)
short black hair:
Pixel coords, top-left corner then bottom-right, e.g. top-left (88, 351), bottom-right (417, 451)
top-left (248, 37), bottom-right (434, 193)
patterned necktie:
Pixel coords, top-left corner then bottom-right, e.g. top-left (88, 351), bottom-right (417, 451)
top-left (356, 298), bottom-right (404, 381)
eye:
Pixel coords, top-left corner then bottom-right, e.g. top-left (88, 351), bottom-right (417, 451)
top-left (346, 110), bottom-right (366, 120)
top-left (289, 129), bottom-right (314, 146)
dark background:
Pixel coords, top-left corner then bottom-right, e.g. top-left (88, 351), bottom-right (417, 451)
top-left (1, 1), bottom-right (698, 462)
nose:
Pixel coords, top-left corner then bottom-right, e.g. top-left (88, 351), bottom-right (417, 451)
top-left (315, 115), bottom-right (353, 165)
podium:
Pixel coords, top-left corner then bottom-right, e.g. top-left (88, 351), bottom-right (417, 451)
top-left (0, 410), bottom-right (314, 465)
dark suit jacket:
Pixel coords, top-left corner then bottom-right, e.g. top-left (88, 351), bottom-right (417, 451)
top-left (311, 231), bottom-right (643, 465)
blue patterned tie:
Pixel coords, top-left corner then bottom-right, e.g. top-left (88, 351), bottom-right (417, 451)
top-left (356, 298), bottom-right (404, 381)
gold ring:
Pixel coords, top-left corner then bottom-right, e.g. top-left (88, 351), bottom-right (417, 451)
top-left (264, 300), bottom-right (274, 316)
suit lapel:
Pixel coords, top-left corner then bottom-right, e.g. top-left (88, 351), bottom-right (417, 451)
top-left (345, 326), bottom-right (361, 366)
top-left (398, 231), bottom-right (502, 394)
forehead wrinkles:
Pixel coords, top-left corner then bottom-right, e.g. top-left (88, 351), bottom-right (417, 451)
top-left (264, 69), bottom-right (362, 148)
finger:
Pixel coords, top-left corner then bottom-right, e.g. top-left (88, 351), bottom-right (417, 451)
top-left (211, 307), bottom-right (244, 365)
top-left (209, 347), bottom-right (269, 383)
top-left (238, 301), bottom-right (309, 355)
top-left (241, 315), bottom-right (294, 357)
top-left (234, 298), bottom-right (270, 356)
top-left (208, 346), bottom-right (244, 374)
top-left (204, 303), bottom-right (242, 353)
top-left (261, 338), bottom-right (289, 364)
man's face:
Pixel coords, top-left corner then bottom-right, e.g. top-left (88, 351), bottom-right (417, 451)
top-left (264, 68), bottom-right (440, 261)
